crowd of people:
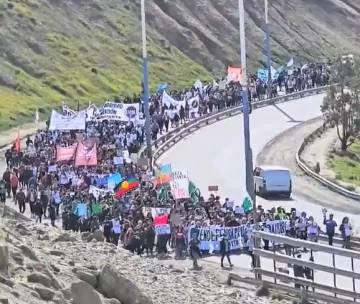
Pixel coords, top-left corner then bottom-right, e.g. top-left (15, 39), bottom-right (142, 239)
top-left (1, 62), bottom-right (347, 272)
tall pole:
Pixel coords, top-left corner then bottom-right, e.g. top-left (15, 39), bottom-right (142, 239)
top-left (239, 0), bottom-right (260, 275)
top-left (265, 0), bottom-right (272, 98)
top-left (238, 0), bottom-right (256, 222)
top-left (141, 0), bottom-right (153, 171)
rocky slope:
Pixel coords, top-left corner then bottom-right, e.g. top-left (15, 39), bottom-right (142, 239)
top-left (0, 209), bottom-right (293, 304)
top-left (1, 0), bottom-right (360, 129)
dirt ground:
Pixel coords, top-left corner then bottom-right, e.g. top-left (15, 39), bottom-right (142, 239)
top-left (301, 127), bottom-right (338, 180)
top-left (0, 121), bottom-right (46, 149)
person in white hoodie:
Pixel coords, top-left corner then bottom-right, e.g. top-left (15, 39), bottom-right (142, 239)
top-left (112, 217), bottom-right (122, 246)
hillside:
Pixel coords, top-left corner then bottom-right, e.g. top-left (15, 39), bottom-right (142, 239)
top-left (0, 208), bottom-right (293, 304)
top-left (1, 0), bottom-right (360, 130)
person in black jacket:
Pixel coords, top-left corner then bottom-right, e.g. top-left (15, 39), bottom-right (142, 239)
top-left (220, 236), bottom-right (234, 268)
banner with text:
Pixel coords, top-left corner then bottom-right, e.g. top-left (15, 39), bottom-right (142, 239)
top-left (98, 102), bottom-right (139, 122)
top-left (188, 220), bottom-right (290, 251)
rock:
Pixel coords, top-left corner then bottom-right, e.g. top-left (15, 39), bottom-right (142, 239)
top-left (54, 233), bottom-right (77, 242)
top-left (4, 279), bottom-right (14, 287)
top-left (106, 299), bottom-right (121, 304)
top-left (81, 232), bottom-right (91, 240)
top-left (60, 288), bottom-right (72, 300)
top-left (18, 228), bottom-right (31, 236)
top-left (20, 245), bottom-right (40, 261)
top-left (27, 272), bottom-right (51, 287)
top-left (30, 291), bottom-right (40, 298)
top-left (53, 297), bottom-right (67, 304)
top-left (85, 265), bottom-right (98, 270)
top-left (255, 282), bottom-right (270, 297)
top-left (76, 271), bottom-right (97, 287)
top-left (11, 252), bottom-right (24, 265)
top-left (0, 241), bottom-right (9, 271)
top-left (87, 230), bottom-right (104, 242)
top-left (50, 263), bottom-right (60, 273)
top-left (98, 264), bottom-right (153, 304)
top-left (34, 286), bottom-right (55, 301)
top-left (49, 249), bottom-right (65, 256)
top-left (71, 281), bottom-right (102, 304)
top-left (68, 261), bottom-right (75, 266)
top-left (15, 223), bottom-right (28, 231)
top-left (0, 297), bottom-right (9, 304)
top-left (36, 229), bottom-right (46, 235)
top-left (38, 234), bottom-right (50, 241)
top-left (11, 291), bottom-right (19, 298)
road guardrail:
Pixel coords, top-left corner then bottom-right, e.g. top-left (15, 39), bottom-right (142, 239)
top-left (146, 85), bottom-right (332, 170)
top-left (296, 123), bottom-right (360, 201)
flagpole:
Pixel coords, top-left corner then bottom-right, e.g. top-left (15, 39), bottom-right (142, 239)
top-left (141, 0), bottom-right (153, 172)
top-left (265, 0), bottom-right (272, 98)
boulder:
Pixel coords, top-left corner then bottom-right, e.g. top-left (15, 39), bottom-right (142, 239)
top-left (20, 245), bottom-right (40, 261)
top-left (81, 232), bottom-right (91, 240)
top-left (48, 249), bottom-right (65, 256)
top-left (106, 299), bottom-right (121, 304)
top-left (87, 230), bottom-right (104, 242)
top-left (0, 241), bottom-right (9, 271)
top-left (53, 297), bottom-right (68, 304)
top-left (34, 286), bottom-right (55, 301)
top-left (98, 264), bottom-right (153, 304)
top-left (76, 271), bottom-right (97, 287)
top-left (11, 251), bottom-right (24, 265)
top-left (60, 288), bottom-right (72, 300)
top-left (54, 233), bottom-right (77, 242)
top-left (27, 272), bottom-right (51, 287)
top-left (71, 281), bottom-right (102, 304)
top-left (0, 298), bottom-right (9, 304)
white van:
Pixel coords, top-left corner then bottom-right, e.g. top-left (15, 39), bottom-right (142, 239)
top-left (253, 165), bottom-right (292, 198)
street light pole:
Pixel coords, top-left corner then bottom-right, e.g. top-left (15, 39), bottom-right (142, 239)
top-left (265, 0), bottom-right (272, 98)
top-left (141, 0), bottom-right (153, 171)
top-left (238, 0), bottom-right (256, 220)
top-left (238, 0), bottom-right (260, 276)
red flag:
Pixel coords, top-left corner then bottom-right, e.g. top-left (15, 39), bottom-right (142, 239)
top-left (15, 131), bottom-right (20, 153)
top-left (154, 214), bottom-right (169, 226)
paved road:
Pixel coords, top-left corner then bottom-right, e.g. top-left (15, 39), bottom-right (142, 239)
top-left (158, 94), bottom-right (360, 293)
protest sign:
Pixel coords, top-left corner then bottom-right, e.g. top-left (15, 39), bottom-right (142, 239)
top-left (98, 102), bottom-right (139, 121)
top-left (189, 220), bottom-right (290, 251)
top-left (155, 224), bottom-right (171, 235)
top-left (171, 170), bottom-right (188, 181)
top-left (75, 142), bottom-right (97, 166)
top-left (142, 207), bottom-right (171, 218)
top-left (107, 173), bottom-right (122, 191)
top-left (49, 110), bottom-right (86, 131)
top-left (170, 178), bottom-right (190, 199)
top-left (89, 186), bottom-right (112, 199)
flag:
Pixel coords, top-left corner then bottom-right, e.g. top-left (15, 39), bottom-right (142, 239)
top-left (154, 214), bottom-right (169, 226)
top-left (157, 163), bottom-right (172, 184)
top-left (35, 109), bottom-right (39, 123)
top-left (114, 177), bottom-right (139, 198)
top-left (14, 131), bottom-right (20, 153)
top-left (242, 197), bottom-right (253, 212)
top-left (287, 58), bottom-right (294, 67)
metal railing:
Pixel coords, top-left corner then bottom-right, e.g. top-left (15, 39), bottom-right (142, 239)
top-left (296, 123), bottom-right (360, 200)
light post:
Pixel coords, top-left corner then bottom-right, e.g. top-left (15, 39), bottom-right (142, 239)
top-left (265, 0), bottom-right (272, 98)
top-left (141, 0), bottom-right (153, 171)
top-left (238, 0), bottom-right (260, 275)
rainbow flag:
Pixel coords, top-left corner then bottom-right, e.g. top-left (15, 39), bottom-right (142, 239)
top-left (157, 163), bottom-right (172, 183)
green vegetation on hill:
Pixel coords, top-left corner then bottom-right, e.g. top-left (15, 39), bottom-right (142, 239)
top-left (1, 0), bottom-right (360, 131)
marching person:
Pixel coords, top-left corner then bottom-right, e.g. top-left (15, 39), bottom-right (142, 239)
top-left (189, 235), bottom-right (201, 268)
top-left (220, 235), bottom-right (234, 268)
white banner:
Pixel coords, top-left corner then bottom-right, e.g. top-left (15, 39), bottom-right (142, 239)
top-left (188, 220), bottom-right (290, 251)
top-left (49, 110), bottom-right (86, 131)
top-left (187, 95), bottom-right (199, 114)
top-left (171, 170), bottom-right (188, 181)
top-left (170, 178), bottom-right (190, 199)
top-left (162, 91), bottom-right (180, 107)
top-left (89, 186), bottom-right (112, 199)
top-left (142, 207), bottom-right (171, 218)
top-left (98, 102), bottom-right (139, 121)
